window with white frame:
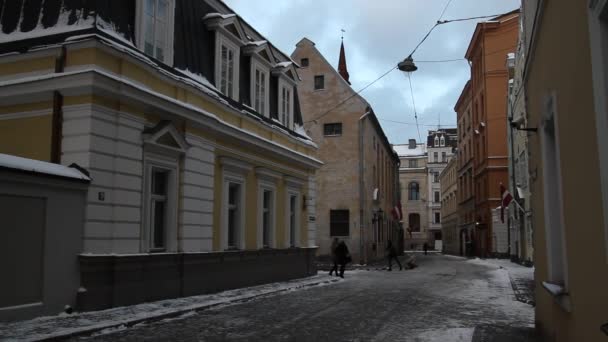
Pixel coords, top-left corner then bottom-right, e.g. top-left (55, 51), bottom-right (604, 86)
top-left (440, 136), bottom-right (445, 147)
top-left (136, 0), bottom-right (175, 64)
top-left (143, 155), bottom-right (179, 253)
top-left (226, 181), bottom-right (242, 249)
top-left (279, 80), bottom-right (293, 128)
top-left (251, 59), bottom-right (269, 116)
top-left (220, 158), bottom-right (250, 250)
top-left (434, 136), bottom-right (439, 147)
top-left (287, 192), bottom-right (300, 247)
top-left (150, 168), bottom-right (168, 249)
top-left (257, 179), bottom-right (276, 248)
top-left (215, 34), bottom-right (240, 100)
top-left (541, 93), bottom-right (568, 288)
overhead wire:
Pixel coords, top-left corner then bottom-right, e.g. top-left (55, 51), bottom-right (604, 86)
top-left (303, 10), bottom-right (514, 125)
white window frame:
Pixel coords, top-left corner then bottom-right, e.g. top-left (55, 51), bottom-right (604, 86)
top-left (142, 154), bottom-right (179, 252)
top-left (278, 78), bottom-right (294, 129)
top-left (135, 0), bottom-right (175, 65)
top-left (541, 92), bottom-right (569, 289)
top-left (440, 136), bottom-right (445, 147)
top-left (588, 0), bottom-right (608, 263)
top-left (285, 189), bottom-right (301, 248)
top-left (215, 32), bottom-right (241, 101)
top-left (222, 172), bottom-right (246, 251)
top-left (250, 58), bottom-right (270, 117)
top-left (434, 136), bottom-right (439, 147)
top-left (257, 181), bottom-right (276, 249)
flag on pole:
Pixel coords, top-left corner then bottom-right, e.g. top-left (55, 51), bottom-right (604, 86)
top-left (391, 201), bottom-right (404, 221)
top-left (500, 183), bottom-right (513, 223)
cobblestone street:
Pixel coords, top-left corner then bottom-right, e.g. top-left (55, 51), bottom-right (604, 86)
top-left (73, 255), bottom-right (536, 342)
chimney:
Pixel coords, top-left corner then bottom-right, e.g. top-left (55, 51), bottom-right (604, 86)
top-left (408, 139), bottom-right (416, 149)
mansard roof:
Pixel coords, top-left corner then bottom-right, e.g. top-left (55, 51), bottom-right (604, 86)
top-left (0, 0), bottom-right (308, 140)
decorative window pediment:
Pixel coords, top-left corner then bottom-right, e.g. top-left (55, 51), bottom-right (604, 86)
top-left (272, 61), bottom-right (298, 85)
top-left (203, 12), bottom-right (246, 43)
top-left (143, 120), bottom-right (190, 154)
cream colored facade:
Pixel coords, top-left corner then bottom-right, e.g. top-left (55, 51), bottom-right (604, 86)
top-left (524, 0), bottom-right (608, 341)
top-left (440, 157), bottom-right (458, 255)
top-left (0, 39), bottom-right (320, 255)
top-left (291, 38), bottom-right (399, 264)
top-left (395, 141), bottom-right (429, 249)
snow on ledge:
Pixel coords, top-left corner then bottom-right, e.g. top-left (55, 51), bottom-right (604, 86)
top-left (542, 281), bottom-right (565, 296)
top-left (0, 153), bottom-right (90, 181)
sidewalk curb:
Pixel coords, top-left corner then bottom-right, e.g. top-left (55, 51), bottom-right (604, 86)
top-left (32, 277), bottom-right (341, 341)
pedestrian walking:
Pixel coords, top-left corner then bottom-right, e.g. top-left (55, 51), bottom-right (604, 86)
top-left (386, 240), bottom-right (402, 271)
top-left (329, 238), bottom-right (339, 276)
top-left (334, 241), bottom-right (351, 278)
top-left (423, 242), bottom-right (428, 255)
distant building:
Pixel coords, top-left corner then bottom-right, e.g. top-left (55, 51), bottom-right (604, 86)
top-left (395, 139), bottom-right (429, 249)
top-left (506, 17), bottom-right (533, 265)
top-left (426, 129), bottom-right (457, 248)
top-left (463, 10), bottom-right (519, 257)
top-left (440, 156), bottom-right (458, 255)
top-left (292, 38), bottom-right (400, 264)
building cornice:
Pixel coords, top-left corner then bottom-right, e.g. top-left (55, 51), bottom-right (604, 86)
top-left (0, 69), bottom-right (323, 170)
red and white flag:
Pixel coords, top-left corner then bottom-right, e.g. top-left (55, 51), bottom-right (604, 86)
top-left (500, 183), bottom-right (513, 223)
top-left (392, 201), bottom-right (403, 221)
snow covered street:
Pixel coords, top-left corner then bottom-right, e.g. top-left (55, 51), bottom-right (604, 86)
top-left (56, 254), bottom-right (536, 342)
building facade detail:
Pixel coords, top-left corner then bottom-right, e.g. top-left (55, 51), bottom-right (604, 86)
top-left (292, 38), bottom-right (400, 264)
top-left (0, 0), bottom-right (321, 319)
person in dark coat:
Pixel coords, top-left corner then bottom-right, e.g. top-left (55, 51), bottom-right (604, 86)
top-left (386, 240), bottom-right (402, 271)
top-left (329, 238), bottom-right (339, 276)
top-left (423, 242), bottom-right (429, 255)
top-left (334, 241), bottom-right (350, 278)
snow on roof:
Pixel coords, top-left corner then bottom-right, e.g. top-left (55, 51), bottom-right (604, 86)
top-left (245, 40), bottom-right (267, 47)
top-left (0, 153), bottom-right (90, 181)
top-left (275, 61), bottom-right (292, 68)
top-left (393, 144), bottom-right (427, 157)
top-left (0, 9), bottom-right (94, 44)
top-left (202, 13), bottom-right (237, 21)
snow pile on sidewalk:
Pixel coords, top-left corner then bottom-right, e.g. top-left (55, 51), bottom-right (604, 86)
top-left (415, 327), bottom-right (475, 342)
top-left (0, 275), bottom-right (342, 341)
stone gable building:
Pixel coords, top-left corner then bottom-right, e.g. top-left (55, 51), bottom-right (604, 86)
top-left (291, 38), bottom-right (400, 264)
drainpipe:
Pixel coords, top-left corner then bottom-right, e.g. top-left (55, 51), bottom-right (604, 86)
top-left (51, 46), bottom-right (67, 163)
top-left (359, 110), bottom-right (370, 264)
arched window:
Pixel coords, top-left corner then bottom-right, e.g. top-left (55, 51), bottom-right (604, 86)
top-left (440, 136), bottom-right (445, 147)
top-left (409, 213), bottom-right (421, 232)
top-left (408, 182), bottom-right (420, 200)
top-left (434, 136), bottom-right (439, 147)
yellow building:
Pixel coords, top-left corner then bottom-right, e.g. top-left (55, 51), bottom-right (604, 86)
top-left (0, 0), bottom-right (321, 314)
top-left (524, 0), bottom-right (608, 340)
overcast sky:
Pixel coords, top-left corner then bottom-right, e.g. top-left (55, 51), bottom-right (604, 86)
top-left (225, 0), bottom-right (520, 145)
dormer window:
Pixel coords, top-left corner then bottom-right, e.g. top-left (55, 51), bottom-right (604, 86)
top-left (279, 79), bottom-right (293, 128)
top-left (434, 136), bottom-right (439, 147)
top-left (136, 0), bottom-right (175, 65)
top-left (216, 35), bottom-right (240, 100)
top-left (440, 136), bottom-right (445, 147)
top-left (251, 59), bottom-right (270, 117)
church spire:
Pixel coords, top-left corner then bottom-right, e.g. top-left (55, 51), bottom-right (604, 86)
top-left (338, 30), bottom-right (351, 85)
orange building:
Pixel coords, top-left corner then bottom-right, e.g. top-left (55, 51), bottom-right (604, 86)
top-left (464, 10), bottom-right (519, 257)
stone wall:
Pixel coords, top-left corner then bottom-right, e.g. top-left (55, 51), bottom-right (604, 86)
top-left (78, 248), bottom-right (317, 311)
